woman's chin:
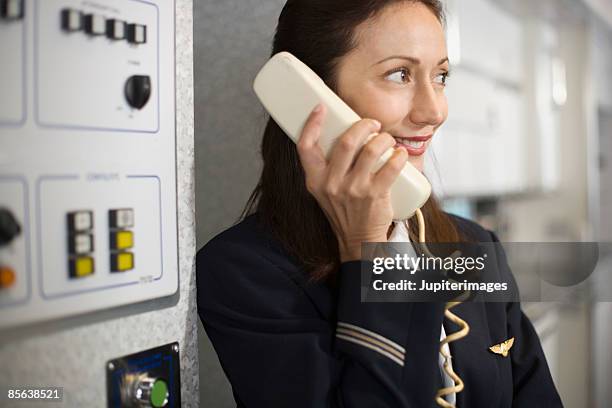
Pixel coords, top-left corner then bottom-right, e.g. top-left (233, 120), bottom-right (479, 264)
top-left (394, 142), bottom-right (429, 172)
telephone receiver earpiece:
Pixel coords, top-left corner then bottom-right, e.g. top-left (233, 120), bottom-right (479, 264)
top-left (253, 52), bottom-right (431, 221)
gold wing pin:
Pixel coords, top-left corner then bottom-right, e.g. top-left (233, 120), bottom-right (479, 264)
top-left (489, 337), bottom-right (515, 357)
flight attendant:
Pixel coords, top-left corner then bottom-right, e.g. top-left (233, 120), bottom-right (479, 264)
top-left (197, 0), bottom-right (563, 406)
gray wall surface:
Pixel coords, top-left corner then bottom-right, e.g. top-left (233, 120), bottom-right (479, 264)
top-left (194, 0), bottom-right (285, 406)
top-left (0, 1), bottom-right (198, 406)
top-left (194, 0), bottom-right (285, 248)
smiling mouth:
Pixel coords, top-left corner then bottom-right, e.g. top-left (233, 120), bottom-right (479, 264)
top-left (391, 135), bottom-right (432, 155)
top-left (393, 138), bottom-right (427, 148)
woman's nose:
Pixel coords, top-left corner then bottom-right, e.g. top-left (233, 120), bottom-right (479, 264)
top-left (408, 83), bottom-right (444, 127)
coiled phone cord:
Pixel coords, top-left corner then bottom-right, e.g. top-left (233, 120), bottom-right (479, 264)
top-left (413, 208), bottom-right (471, 408)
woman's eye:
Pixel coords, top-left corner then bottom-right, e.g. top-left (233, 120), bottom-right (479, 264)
top-left (385, 69), bottom-right (409, 84)
top-left (434, 72), bottom-right (449, 86)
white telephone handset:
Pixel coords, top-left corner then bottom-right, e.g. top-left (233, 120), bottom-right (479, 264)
top-left (253, 52), bottom-right (431, 221)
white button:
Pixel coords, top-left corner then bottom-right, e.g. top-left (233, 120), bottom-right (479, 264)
top-left (134, 25), bottom-right (145, 43)
top-left (128, 23), bottom-right (146, 44)
top-left (61, 9), bottom-right (82, 31)
top-left (69, 211), bottom-right (93, 231)
top-left (4, 0), bottom-right (22, 19)
top-left (85, 14), bottom-right (106, 35)
top-left (67, 11), bottom-right (81, 29)
top-left (110, 209), bottom-right (134, 229)
top-left (108, 19), bottom-right (125, 39)
top-left (73, 233), bottom-right (94, 254)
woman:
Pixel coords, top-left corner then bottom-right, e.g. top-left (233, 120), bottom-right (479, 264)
top-left (197, 0), bottom-right (563, 406)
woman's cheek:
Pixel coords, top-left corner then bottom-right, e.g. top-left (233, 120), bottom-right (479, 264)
top-left (437, 95), bottom-right (449, 125)
top-left (360, 94), bottom-right (409, 124)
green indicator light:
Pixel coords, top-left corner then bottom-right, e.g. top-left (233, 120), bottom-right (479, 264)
top-left (150, 379), bottom-right (169, 407)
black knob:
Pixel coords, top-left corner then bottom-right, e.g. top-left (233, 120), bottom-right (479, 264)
top-left (0, 208), bottom-right (21, 246)
top-left (124, 75), bottom-right (151, 110)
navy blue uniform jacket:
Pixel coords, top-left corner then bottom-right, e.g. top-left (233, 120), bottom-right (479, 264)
top-left (196, 213), bottom-right (563, 407)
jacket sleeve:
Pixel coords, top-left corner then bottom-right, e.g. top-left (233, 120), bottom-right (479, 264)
top-left (506, 301), bottom-right (563, 407)
top-left (490, 232), bottom-right (564, 407)
top-left (196, 238), bottom-right (444, 407)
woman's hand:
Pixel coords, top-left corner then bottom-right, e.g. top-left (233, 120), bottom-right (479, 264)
top-left (297, 104), bottom-right (409, 262)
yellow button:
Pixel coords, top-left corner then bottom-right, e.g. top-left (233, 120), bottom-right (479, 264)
top-left (0, 266), bottom-right (16, 288)
top-left (112, 252), bottom-right (134, 272)
top-left (70, 256), bottom-right (94, 278)
top-left (111, 230), bottom-right (133, 250)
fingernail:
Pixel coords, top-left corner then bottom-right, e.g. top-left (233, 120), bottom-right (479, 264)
top-left (313, 104), bottom-right (323, 113)
top-left (372, 120), bottom-right (381, 129)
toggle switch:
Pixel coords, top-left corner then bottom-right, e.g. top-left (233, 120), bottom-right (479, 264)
top-left (124, 76), bottom-right (151, 110)
top-left (0, 266), bottom-right (16, 289)
top-left (83, 13), bottom-right (105, 36)
top-left (61, 8), bottom-right (82, 32)
top-left (0, 207), bottom-right (21, 247)
top-left (127, 23), bottom-right (146, 44)
top-left (106, 18), bottom-right (126, 40)
top-left (1, 0), bottom-right (23, 20)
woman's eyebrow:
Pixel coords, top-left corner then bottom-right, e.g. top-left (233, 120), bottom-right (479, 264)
top-left (373, 56), bottom-right (449, 66)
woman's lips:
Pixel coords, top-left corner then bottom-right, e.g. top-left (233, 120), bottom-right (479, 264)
top-left (392, 135), bottom-right (432, 156)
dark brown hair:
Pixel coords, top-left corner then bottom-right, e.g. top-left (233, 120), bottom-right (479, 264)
top-left (243, 0), bottom-right (460, 281)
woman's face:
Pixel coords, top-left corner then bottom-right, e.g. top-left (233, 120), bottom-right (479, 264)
top-left (335, 2), bottom-right (449, 172)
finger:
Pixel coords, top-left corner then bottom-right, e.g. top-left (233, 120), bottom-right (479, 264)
top-left (327, 119), bottom-right (382, 180)
top-left (350, 132), bottom-right (397, 179)
top-left (296, 104), bottom-right (327, 177)
top-left (373, 148), bottom-right (409, 191)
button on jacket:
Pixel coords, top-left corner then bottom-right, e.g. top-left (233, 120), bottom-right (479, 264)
top-left (196, 213), bottom-right (563, 407)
